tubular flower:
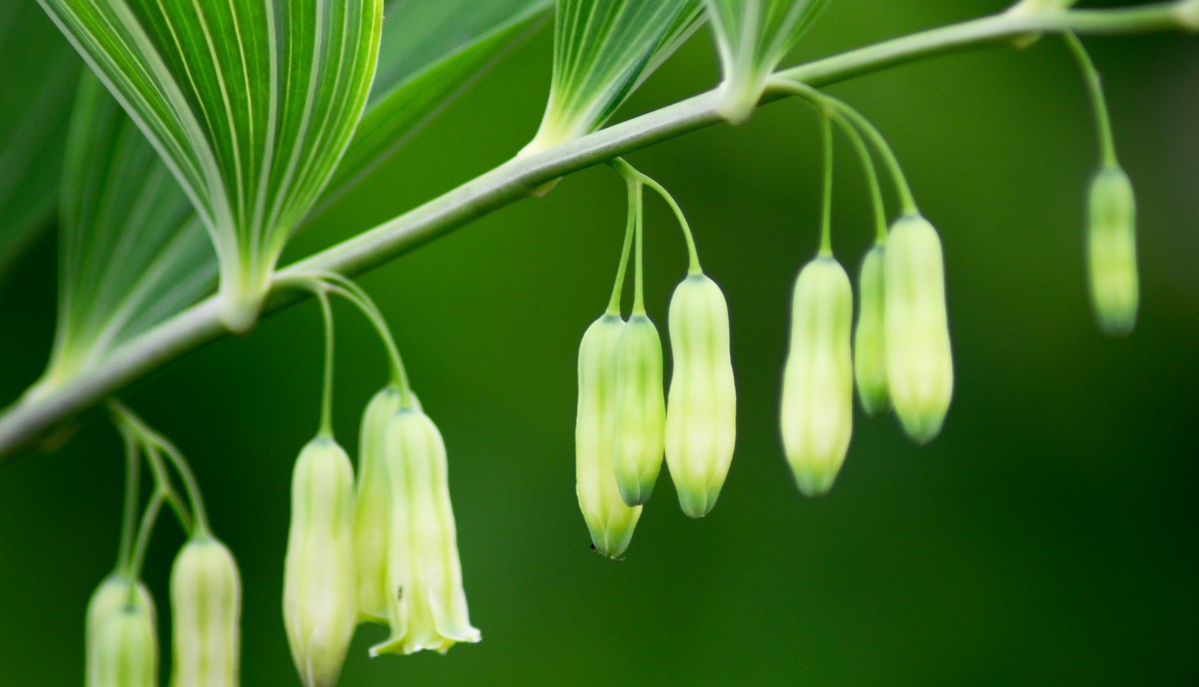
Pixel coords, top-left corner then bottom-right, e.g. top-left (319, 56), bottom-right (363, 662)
top-left (854, 242), bottom-right (890, 416)
top-left (780, 256), bottom-right (854, 496)
top-left (612, 314), bottom-right (666, 506)
top-left (884, 215), bottom-right (954, 444)
top-left (664, 273), bottom-right (737, 518)
top-left (575, 314), bottom-right (642, 557)
top-left (284, 437), bottom-right (358, 687)
top-left (86, 576), bottom-right (157, 687)
top-left (1087, 165), bottom-right (1139, 336)
top-left (354, 386), bottom-right (413, 623)
top-left (169, 536), bottom-right (241, 687)
top-left (370, 405), bottom-right (481, 656)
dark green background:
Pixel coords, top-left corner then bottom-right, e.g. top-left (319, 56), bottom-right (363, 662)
top-left (2, 1), bottom-right (1197, 685)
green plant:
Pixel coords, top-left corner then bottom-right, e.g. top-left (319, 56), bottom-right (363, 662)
top-left (1, 1), bottom-right (1195, 685)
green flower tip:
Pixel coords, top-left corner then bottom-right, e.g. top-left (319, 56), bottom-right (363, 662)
top-left (780, 256), bottom-right (853, 497)
top-left (665, 274), bottom-right (737, 518)
top-left (884, 215), bottom-right (954, 445)
top-left (1087, 165), bottom-right (1139, 337)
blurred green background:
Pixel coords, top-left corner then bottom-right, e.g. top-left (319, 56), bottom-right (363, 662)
top-left (2, 1), bottom-right (1197, 685)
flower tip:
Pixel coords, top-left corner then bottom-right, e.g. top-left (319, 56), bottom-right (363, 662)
top-left (898, 412), bottom-right (946, 445)
top-left (677, 488), bottom-right (720, 519)
top-left (792, 468), bottom-right (839, 498)
top-left (617, 479), bottom-right (655, 507)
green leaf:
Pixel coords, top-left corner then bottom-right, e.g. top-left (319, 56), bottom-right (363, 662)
top-left (37, 0), bottom-right (384, 331)
top-left (29, 0), bottom-right (551, 395)
top-left (0, 4), bottom-right (79, 281)
top-left (523, 0), bottom-right (705, 154)
top-left (323, 0), bottom-right (552, 207)
top-left (31, 74), bottom-right (216, 397)
top-left (705, 0), bottom-right (830, 123)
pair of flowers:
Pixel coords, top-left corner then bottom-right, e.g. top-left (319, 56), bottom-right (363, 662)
top-left (86, 537), bottom-right (241, 687)
top-left (283, 386), bottom-right (477, 687)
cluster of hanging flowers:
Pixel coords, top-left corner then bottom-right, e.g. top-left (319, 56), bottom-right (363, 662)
top-left (574, 160), bottom-right (737, 558)
top-left (571, 15), bottom-right (1142, 548)
top-left (277, 275), bottom-right (479, 687)
top-left (86, 404), bottom-right (242, 687)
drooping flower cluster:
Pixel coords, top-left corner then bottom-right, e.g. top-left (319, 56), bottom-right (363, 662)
top-left (85, 405), bottom-right (242, 687)
top-left (575, 160), bottom-right (738, 557)
top-left (278, 277), bottom-right (478, 687)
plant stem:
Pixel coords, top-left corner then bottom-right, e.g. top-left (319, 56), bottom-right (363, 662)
top-left (115, 428), bottom-right (140, 573)
top-left (606, 171), bottom-right (637, 317)
top-left (0, 1), bottom-right (1191, 462)
top-left (311, 272), bottom-right (412, 396)
top-left (819, 110), bottom-right (834, 256)
top-left (1063, 32), bottom-right (1119, 167)
top-left (315, 288), bottom-right (335, 439)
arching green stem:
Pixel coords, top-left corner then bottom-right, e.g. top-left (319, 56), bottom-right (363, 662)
top-left (770, 78), bottom-right (920, 216)
top-left (611, 158), bottom-right (702, 275)
top-left (115, 428), bottom-right (140, 573)
top-left (126, 491), bottom-right (164, 583)
top-left (838, 110), bottom-right (889, 242)
top-left (314, 288), bottom-right (335, 438)
top-left (1064, 32), bottom-right (1119, 167)
top-left (111, 402), bottom-right (210, 537)
top-left (144, 446), bottom-right (194, 534)
top-left (819, 109), bottom-right (835, 255)
top-left (605, 168), bottom-right (638, 316)
top-left (303, 271), bottom-right (413, 399)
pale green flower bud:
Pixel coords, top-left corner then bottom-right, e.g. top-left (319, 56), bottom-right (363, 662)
top-left (612, 314), bottom-right (666, 506)
top-left (370, 406), bottom-right (481, 656)
top-left (574, 315), bottom-right (642, 557)
top-left (1087, 165), bottom-right (1139, 336)
top-left (92, 595), bottom-right (158, 687)
top-left (854, 243), bottom-right (890, 416)
top-left (884, 215), bottom-right (954, 444)
top-left (780, 256), bottom-right (854, 496)
top-left (170, 536), bottom-right (241, 687)
top-left (665, 274), bottom-right (737, 518)
top-left (354, 387), bottom-right (409, 623)
top-left (86, 576), bottom-right (157, 687)
top-left (284, 437), bottom-right (358, 687)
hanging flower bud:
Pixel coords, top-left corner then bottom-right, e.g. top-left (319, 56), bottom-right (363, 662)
top-left (884, 215), bottom-right (954, 444)
top-left (612, 314), bottom-right (666, 506)
top-left (780, 256), bottom-right (854, 496)
top-left (353, 387), bottom-right (411, 623)
top-left (854, 243), bottom-right (890, 416)
top-left (370, 405), bottom-right (481, 656)
top-left (170, 536), bottom-right (241, 687)
top-left (665, 274), bottom-right (737, 518)
top-left (91, 593), bottom-right (158, 687)
top-left (1087, 165), bottom-right (1139, 336)
top-left (86, 575), bottom-right (157, 687)
top-left (283, 437), bottom-right (358, 687)
top-left (574, 315), bottom-right (642, 557)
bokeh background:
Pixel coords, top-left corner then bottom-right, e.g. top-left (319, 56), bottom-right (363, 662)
top-left (2, 1), bottom-right (1197, 685)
